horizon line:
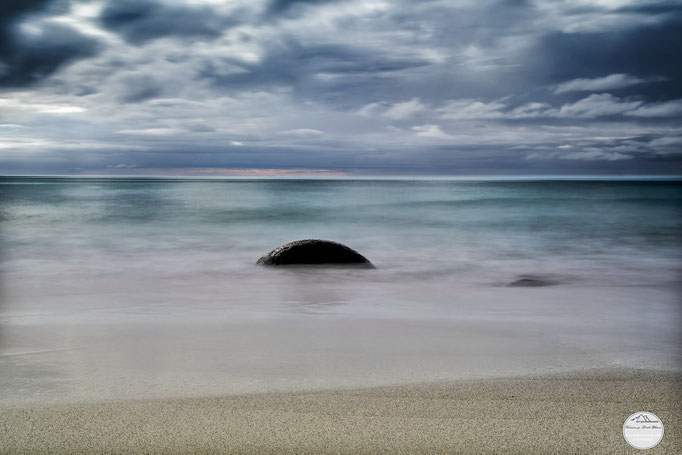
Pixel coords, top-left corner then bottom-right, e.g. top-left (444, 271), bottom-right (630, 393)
top-left (1, 174), bottom-right (680, 181)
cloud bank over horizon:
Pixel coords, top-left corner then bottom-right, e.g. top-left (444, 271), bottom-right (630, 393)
top-left (0, 0), bottom-right (681, 175)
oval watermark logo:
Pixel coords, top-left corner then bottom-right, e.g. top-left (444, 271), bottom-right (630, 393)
top-left (623, 412), bottom-right (664, 450)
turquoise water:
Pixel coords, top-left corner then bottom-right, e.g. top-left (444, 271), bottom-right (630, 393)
top-left (2, 177), bottom-right (680, 288)
top-left (1, 177), bottom-right (680, 401)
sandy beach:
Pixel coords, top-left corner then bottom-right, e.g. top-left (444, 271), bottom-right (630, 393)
top-left (1, 367), bottom-right (679, 454)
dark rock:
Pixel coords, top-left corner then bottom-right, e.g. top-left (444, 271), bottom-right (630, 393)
top-left (507, 275), bottom-right (559, 287)
top-left (257, 239), bottom-right (374, 267)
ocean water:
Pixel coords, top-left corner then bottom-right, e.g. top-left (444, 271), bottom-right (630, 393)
top-left (1, 177), bottom-right (681, 402)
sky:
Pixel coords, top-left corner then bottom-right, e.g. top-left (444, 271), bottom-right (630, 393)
top-left (0, 0), bottom-right (681, 175)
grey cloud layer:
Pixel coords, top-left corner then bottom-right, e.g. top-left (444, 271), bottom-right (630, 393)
top-left (0, 0), bottom-right (681, 174)
top-left (0, 0), bottom-right (100, 87)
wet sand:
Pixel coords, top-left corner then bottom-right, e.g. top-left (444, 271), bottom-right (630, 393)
top-left (1, 368), bottom-right (680, 454)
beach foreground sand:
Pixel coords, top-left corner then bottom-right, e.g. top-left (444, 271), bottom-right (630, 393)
top-left (1, 368), bottom-right (680, 454)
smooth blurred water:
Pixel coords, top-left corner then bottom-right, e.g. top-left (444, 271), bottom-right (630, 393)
top-left (1, 177), bottom-right (681, 402)
top-left (2, 177), bottom-right (680, 293)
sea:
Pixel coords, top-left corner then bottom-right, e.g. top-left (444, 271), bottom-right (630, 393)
top-left (1, 176), bottom-right (680, 403)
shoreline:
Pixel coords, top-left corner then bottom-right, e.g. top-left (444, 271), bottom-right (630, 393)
top-left (2, 367), bottom-right (680, 454)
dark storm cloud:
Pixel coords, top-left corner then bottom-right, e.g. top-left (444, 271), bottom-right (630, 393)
top-left (99, 0), bottom-right (239, 44)
top-left (0, 0), bottom-right (100, 87)
top-left (616, 1), bottom-right (682, 16)
top-left (0, 0), bottom-right (51, 20)
top-left (528, 12), bottom-right (682, 100)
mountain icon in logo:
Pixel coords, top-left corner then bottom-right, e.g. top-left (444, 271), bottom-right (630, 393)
top-left (624, 411), bottom-right (664, 449)
top-left (631, 414), bottom-right (657, 423)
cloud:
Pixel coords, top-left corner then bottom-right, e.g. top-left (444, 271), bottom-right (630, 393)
top-left (551, 94), bottom-right (682, 119)
top-left (117, 128), bottom-right (178, 135)
top-left (40, 105), bottom-right (86, 114)
top-left (526, 147), bottom-right (634, 162)
top-left (431, 94), bottom-right (682, 120)
top-left (99, 0), bottom-right (238, 44)
top-left (279, 128), bottom-right (325, 136)
top-left (200, 39), bottom-right (432, 99)
top-left (559, 149), bottom-right (633, 161)
top-left (114, 74), bottom-right (162, 103)
top-left (356, 102), bottom-right (384, 117)
top-left (556, 93), bottom-right (643, 118)
top-left (438, 99), bottom-right (507, 120)
top-left (265, 0), bottom-right (339, 18)
top-left (92, 167), bottom-right (348, 177)
top-left (649, 136), bottom-right (682, 148)
top-left (553, 73), bottom-right (658, 93)
top-left (0, 96), bottom-right (87, 114)
top-left (381, 98), bottom-right (425, 120)
top-left (0, 2), bottom-right (101, 87)
top-left (647, 135), bottom-right (682, 155)
top-left (528, 12), bottom-right (682, 99)
top-left (626, 99), bottom-right (682, 118)
top-left (412, 124), bottom-right (452, 140)
top-left (107, 163), bottom-right (138, 168)
top-left (0, 0), bottom-right (54, 31)
top-left (510, 102), bottom-right (554, 118)
top-left (0, 0), bottom-right (681, 175)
